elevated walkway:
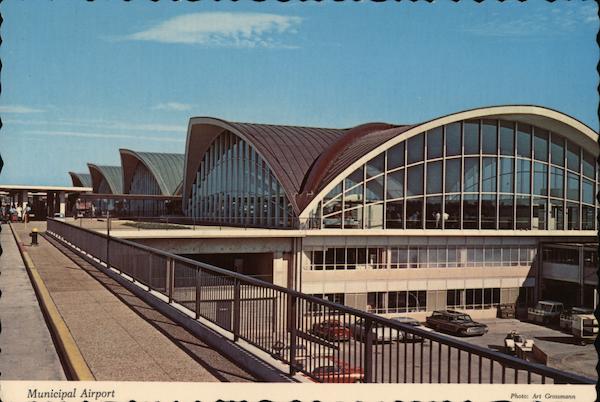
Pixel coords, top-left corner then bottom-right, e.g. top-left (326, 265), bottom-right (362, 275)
top-left (9, 222), bottom-right (259, 382)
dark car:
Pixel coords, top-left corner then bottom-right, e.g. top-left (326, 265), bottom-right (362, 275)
top-left (311, 319), bottom-right (352, 341)
top-left (426, 310), bottom-right (488, 336)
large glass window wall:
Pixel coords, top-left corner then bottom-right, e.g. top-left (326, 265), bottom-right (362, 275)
top-left (315, 118), bottom-right (597, 231)
top-left (188, 130), bottom-right (294, 227)
top-left (306, 245), bottom-right (536, 270)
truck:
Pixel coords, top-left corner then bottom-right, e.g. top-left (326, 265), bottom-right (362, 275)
top-left (559, 307), bottom-right (593, 331)
top-left (527, 301), bottom-right (564, 325)
top-left (570, 314), bottom-right (598, 345)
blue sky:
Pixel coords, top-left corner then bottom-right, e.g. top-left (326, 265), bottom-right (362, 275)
top-left (0, 1), bottom-right (598, 186)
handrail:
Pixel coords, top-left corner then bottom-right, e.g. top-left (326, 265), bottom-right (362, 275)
top-left (46, 218), bottom-right (595, 384)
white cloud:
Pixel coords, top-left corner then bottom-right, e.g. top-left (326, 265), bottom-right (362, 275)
top-left (5, 117), bottom-right (187, 134)
top-left (152, 102), bottom-right (194, 112)
top-left (26, 129), bottom-right (185, 143)
top-left (124, 12), bottom-right (302, 48)
top-left (463, 4), bottom-right (597, 37)
top-left (0, 105), bottom-right (45, 114)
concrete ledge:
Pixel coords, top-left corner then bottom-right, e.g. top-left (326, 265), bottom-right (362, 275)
top-left (9, 223), bottom-right (95, 381)
top-left (46, 231), bottom-right (294, 383)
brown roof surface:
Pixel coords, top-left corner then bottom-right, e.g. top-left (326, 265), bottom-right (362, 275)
top-left (184, 118), bottom-right (414, 215)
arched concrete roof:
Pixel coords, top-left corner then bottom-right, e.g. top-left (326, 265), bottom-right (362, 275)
top-left (87, 164), bottom-right (123, 194)
top-left (68, 172), bottom-right (92, 188)
top-left (300, 105), bottom-right (599, 216)
top-left (183, 106), bottom-right (598, 217)
top-left (120, 149), bottom-right (184, 196)
top-left (183, 117), bottom-right (346, 214)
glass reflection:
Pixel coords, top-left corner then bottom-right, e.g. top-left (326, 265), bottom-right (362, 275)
top-left (499, 195), bottom-right (514, 229)
top-left (367, 154), bottom-right (385, 178)
top-left (566, 141), bottom-right (580, 173)
top-left (464, 120), bottom-right (480, 155)
top-left (386, 169), bottom-right (404, 200)
top-left (407, 165), bottom-right (424, 196)
top-left (427, 127), bottom-right (443, 159)
top-left (566, 202), bottom-right (579, 230)
top-left (406, 198), bottom-right (423, 229)
top-left (445, 158), bottom-right (461, 193)
top-left (516, 196), bottom-right (530, 229)
top-left (499, 158), bottom-right (513, 193)
top-left (445, 123), bottom-right (461, 156)
top-left (481, 194), bottom-right (496, 229)
top-left (463, 194), bottom-right (478, 229)
top-left (549, 200), bottom-right (564, 230)
top-left (500, 121), bottom-right (515, 155)
top-left (426, 196), bottom-right (443, 229)
top-left (516, 159), bottom-right (531, 194)
top-left (386, 201), bottom-right (403, 228)
top-left (533, 128), bottom-right (549, 162)
top-left (387, 142), bottom-right (405, 170)
top-left (482, 158), bottom-right (497, 192)
top-left (427, 161), bottom-right (442, 194)
top-left (533, 162), bottom-right (548, 196)
top-left (482, 119), bottom-right (497, 154)
top-left (551, 134), bottom-right (565, 166)
top-left (464, 158), bottom-right (479, 192)
top-left (550, 167), bottom-right (564, 198)
top-left (444, 195), bottom-right (460, 229)
top-left (532, 198), bottom-right (546, 230)
top-left (407, 134), bottom-right (424, 164)
top-left (516, 124), bottom-right (532, 158)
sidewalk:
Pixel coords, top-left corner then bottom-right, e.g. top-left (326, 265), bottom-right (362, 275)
top-left (11, 222), bottom-right (256, 382)
top-left (0, 223), bottom-right (66, 380)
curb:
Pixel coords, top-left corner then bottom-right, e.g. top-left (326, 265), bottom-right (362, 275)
top-left (9, 223), bottom-right (95, 381)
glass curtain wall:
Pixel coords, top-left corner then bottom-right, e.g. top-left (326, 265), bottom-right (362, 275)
top-left (187, 130), bottom-right (295, 227)
top-left (316, 119), bottom-right (597, 231)
top-left (130, 164), bottom-right (163, 215)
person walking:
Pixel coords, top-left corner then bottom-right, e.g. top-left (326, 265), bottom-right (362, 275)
top-left (24, 203), bottom-right (31, 223)
top-left (16, 205), bottom-right (23, 222)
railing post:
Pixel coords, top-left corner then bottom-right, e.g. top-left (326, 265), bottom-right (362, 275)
top-left (288, 294), bottom-right (297, 375)
top-left (195, 268), bottom-right (202, 319)
top-left (167, 257), bottom-right (174, 303)
top-left (233, 278), bottom-right (241, 342)
top-left (363, 318), bottom-right (374, 383)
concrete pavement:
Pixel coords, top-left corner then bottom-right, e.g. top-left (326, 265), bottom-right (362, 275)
top-left (0, 222), bottom-right (66, 380)
top-left (11, 222), bottom-right (257, 382)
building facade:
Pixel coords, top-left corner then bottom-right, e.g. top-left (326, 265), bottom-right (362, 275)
top-left (177, 106), bottom-right (599, 317)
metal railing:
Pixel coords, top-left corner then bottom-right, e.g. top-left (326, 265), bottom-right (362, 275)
top-left (46, 218), bottom-right (595, 384)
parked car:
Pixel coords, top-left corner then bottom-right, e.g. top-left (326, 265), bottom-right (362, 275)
top-left (570, 314), bottom-right (598, 345)
top-left (391, 316), bottom-right (433, 342)
top-left (504, 330), bottom-right (534, 354)
top-left (311, 358), bottom-right (364, 383)
top-left (527, 301), bottom-right (564, 325)
top-left (347, 318), bottom-right (401, 343)
top-left (559, 307), bottom-right (593, 331)
top-left (425, 310), bottom-right (488, 336)
top-left (311, 319), bottom-right (352, 341)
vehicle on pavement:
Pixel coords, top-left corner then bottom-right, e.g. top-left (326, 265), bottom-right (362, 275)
top-left (425, 310), bottom-right (488, 336)
top-left (310, 358), bottom-right (364, 383)
top-left (310, 319), bottom-right (352, 341)
top-left (271, 342), bottom-right (311, 369)
top-left (570, 314), bottom-right (598, 345)
top-left (504, 330), bottom-right (534, 354)
top-left (527, 301), bottom-right (564, 325)
top-left (347, 318), bottom-right (401, 343)
top-left (559, 307), bottom-right (593, 331)
top-left (391, 316), bottom-right (433, 342)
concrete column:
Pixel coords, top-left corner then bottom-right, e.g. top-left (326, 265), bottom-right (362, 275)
top-left (59, 192), bottom-right (66, 216)
top-left (21, 190), bottom-right (28, 210)
top-left (272, 252), bottom-right (286, 288)
top-left (578, 245), bottom-right (585, 306)
top-left (46, 192), bottom-right (54, 217)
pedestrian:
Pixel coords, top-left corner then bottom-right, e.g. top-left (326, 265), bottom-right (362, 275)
top-left (24, 203), bottom-right (31, 223)
top-left (9, 204), bottom-right (16, 222)
top-left (16, 205), bottom-right (23, 222)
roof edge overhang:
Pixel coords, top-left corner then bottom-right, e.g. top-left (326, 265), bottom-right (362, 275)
top-left (299, 105), bottom-right (599, 218)
top-left (68, 171), bottom-right (90, 188)
top-left (120, 149), bottom-right (169, 196)
top-left (87, 163), bottom-right (121, 195)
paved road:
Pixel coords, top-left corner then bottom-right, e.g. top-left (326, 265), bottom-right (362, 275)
top-left (0, 223), bottom-right (66, 380)
top-left (12, 222), bottom-right (257, 382)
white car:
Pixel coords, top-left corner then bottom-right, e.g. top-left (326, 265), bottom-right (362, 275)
top-left (504, 331), bottom-right (534, 354)
top-left (392, 316), bottom-right (433, 342)
top-left (347, 318), bottom-right (400, 343)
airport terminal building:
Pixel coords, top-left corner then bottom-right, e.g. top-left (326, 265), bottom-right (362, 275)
top-left (176, 106), bottom-right (598, 318)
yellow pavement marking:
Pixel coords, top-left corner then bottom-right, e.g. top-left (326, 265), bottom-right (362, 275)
top-left (9, 223), bottom-right (95, 381)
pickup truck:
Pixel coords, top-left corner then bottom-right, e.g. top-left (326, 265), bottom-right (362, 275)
top-left (527, 301), bottom-right (564, 325)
